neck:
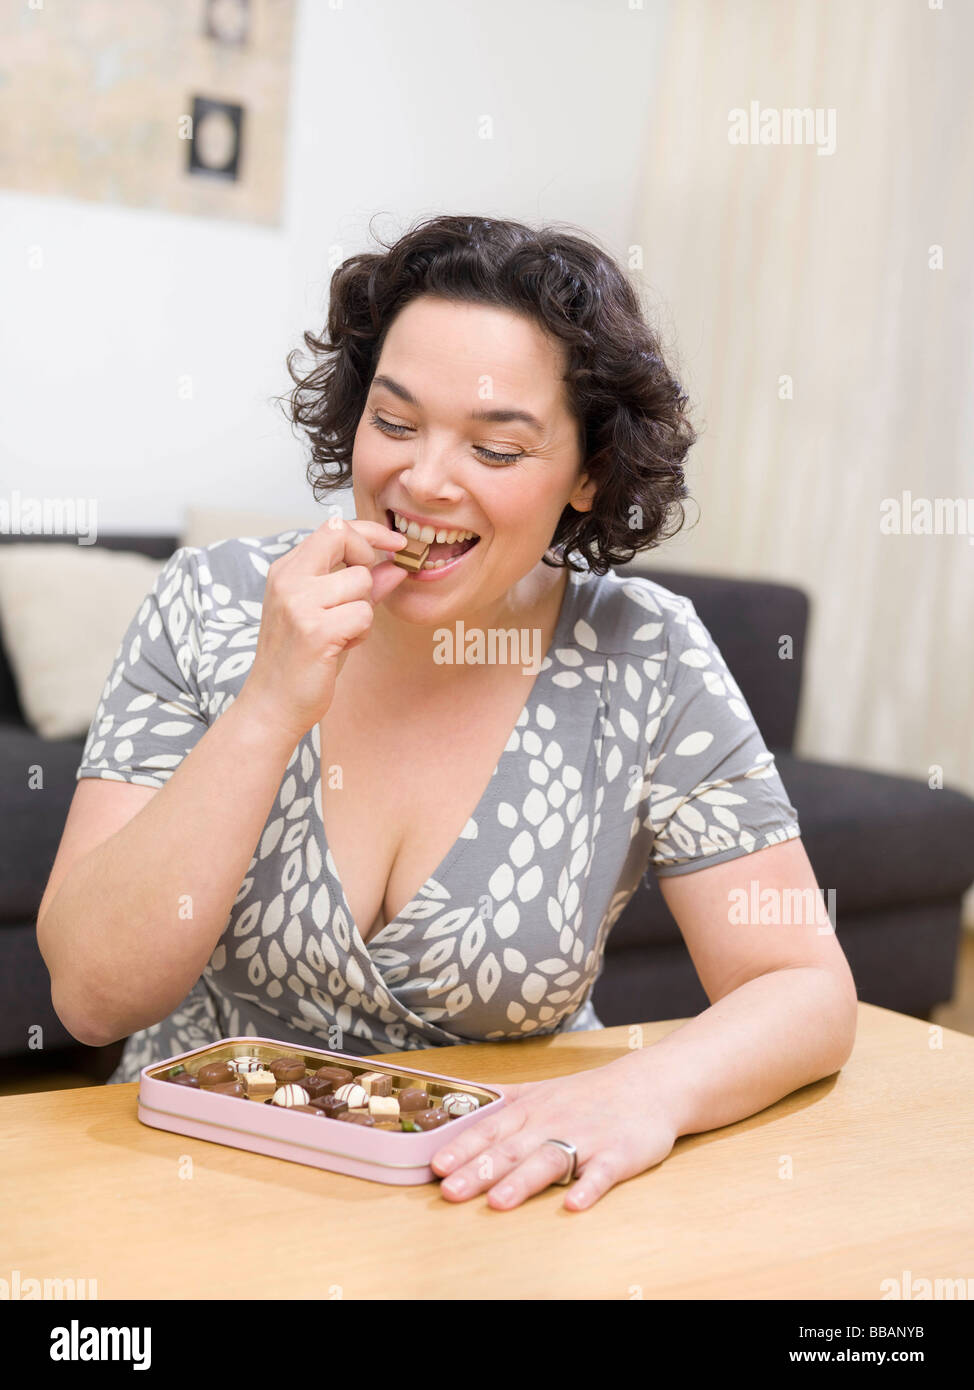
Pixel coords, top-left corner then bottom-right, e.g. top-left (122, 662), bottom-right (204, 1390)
top-left (360, 562), bottom-right (571, 690)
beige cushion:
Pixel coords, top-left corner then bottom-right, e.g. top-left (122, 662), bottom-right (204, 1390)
top-left (0, 544), bottom-right (166, 740)
top-left (179, 503), bottom-right (323, 549)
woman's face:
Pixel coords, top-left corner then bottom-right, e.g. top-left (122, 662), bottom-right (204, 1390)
top-left (351, 294), bottom-right (595, 621)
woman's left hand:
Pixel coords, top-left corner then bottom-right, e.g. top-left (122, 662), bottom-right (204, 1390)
top-left (430, 1059), bottom-right (681, 1211)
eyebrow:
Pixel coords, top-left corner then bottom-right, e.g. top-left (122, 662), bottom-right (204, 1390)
top-left (370, 374), bottom-right (546, 433)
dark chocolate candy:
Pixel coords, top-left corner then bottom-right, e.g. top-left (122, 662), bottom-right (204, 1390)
top-left (197, 1060), bottom-right (234, 1086)
top-left (201, 1080), bottom-right (246, 1098)
top-left (398, 1087), bottom-right (429, 1112)
top-left (291, 1104), bottom-right (328, 1116)
top-left (302, 1075), bottom-right (333, 1100)
top-left (313, 1066), bottom-right (354, 1090)
top-left (269, 1058), bottom-right (306, 1085)
top-left (337, 1111), bottom-right (376, 1126)
top-left (411, 1108), bottom-right (452, 1130)
top-left (309, 1094), bottom-right (349, 1117)
top-left (165, 1072), bottom-right (200, 1088)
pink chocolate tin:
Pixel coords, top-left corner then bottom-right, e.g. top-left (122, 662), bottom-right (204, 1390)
top-left (138, 1036), bottom-right (507, 1185)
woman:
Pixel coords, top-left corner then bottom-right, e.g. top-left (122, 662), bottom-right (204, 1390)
top-left (37, 214), bottom-right (857, 1212)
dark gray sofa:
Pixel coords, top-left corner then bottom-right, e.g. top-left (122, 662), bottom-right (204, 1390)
top-left (2, 531), bottom-right (972, 1070)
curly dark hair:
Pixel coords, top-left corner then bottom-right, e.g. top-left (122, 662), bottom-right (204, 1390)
top-left (278, 213), bottom-right (696, 575)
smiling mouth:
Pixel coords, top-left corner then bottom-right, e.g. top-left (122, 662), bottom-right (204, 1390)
top-left (386, 509), bottom-right (481, 570)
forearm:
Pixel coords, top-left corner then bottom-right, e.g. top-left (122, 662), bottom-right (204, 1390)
top-left (41, 694), bottom-right (299, 1045)
top-left (614, 967), bottom-right (858, 1138)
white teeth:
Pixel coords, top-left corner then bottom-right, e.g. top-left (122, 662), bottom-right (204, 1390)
top-left (391, 510), bottom-right (479, 543)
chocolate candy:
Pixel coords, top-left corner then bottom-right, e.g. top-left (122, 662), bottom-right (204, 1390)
top-left (269, 1058), bottom-right (306, 1085)
top-left (335, 1082), bottom-right (369, 1109)
top-left (410, 1108), bottom-right (452, 1131)
top-left (165, 1072), bottom-right (200, 1088)
top-left (358, 1071), bottom-right (393, 1097)
top-left (314, 1066), bottom-right (354, 1090)
top-left (244, 1069), bottom-right (277, 1101)
top-left (309, 1094), bottom-right (348, 1118)
top-left (202, 1080), bottom-right (246, 1098)
top-left (197, 1060), bottom-right (235, 1087)
top-left (229, 1055), bottom-right (263, 1074)
top-left (398, 1087), bottom-right (429, 1112)
top-left (440, 1092), bottom-right (479, 1117)
top-left (391, 536), bottom-right (431, 572)
top-left (291, 1105), bottom-right (328, 1117)
top-left (369, 1096), bottom-right (400, 1119)
top-left (272, 1084), bottom-right (310, 1108)
top-left (338, 1111), bottom-right (376, 1126)
top-left (302, 1075), bottom-right (333, 1100)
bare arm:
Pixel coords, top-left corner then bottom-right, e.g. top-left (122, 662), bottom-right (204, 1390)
top-left (37, 519), bottom-right (408, 1048)
top-left (615, 837), bottom-right (859, 1134)
top-left (37, 695), bottom-right (299, 1046)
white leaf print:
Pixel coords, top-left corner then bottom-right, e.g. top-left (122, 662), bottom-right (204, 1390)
top-left (283, 915), bottom-right (303, 958)
top-left (492, 901), bottom-right (520, 938)
top-left (476, 953), bottom-right (501, 1002)
top-left (488, 863), bottom-right (514, 901)
top-left (675, 731), bottom-right (715, 756)
top-left (516, 865), bottom-right (543, 902)
top-left (445, 985), bottom-right (472, 1016)
top-left (399, 900), bottom-right (442, 920)
top-left (679, 648), bottom-right (711, 667)
top-left (460, 918), bottom-right (486, 967)
top-left (233, 902), bottom-right (261, 936)
top-left (422, 907), bottom-right (473, 938)
top-left (261, 894), bottom-right (285, 936)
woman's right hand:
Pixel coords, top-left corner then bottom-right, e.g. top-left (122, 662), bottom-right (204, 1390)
top-left (237, 518), bottom-right (409, 745)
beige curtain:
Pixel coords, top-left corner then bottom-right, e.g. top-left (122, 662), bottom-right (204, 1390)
top-left (630, 0), bottom-right (974, 862)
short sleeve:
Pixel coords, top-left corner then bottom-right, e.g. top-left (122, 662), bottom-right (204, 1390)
top-left (644, 596), bottom-right (801, 876)
top-left (76, 546), bottom-right (209, 789)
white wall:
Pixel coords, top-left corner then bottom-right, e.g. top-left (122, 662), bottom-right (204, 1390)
top-left (0, 0), bottom-right (670, 537)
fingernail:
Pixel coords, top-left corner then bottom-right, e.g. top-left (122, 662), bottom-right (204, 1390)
top-left (435, 1151), bottom-right (456, 1172)
top-left (494, 1184), bottom-right (515, 1203)
top-left (442, 1175), bottom-right (467, 1194)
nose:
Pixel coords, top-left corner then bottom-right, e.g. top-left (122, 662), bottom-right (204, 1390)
top-left (397, 439), bottom-right (466, 502)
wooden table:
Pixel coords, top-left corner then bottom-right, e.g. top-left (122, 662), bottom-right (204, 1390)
top-left (4, 1003), bottom-right (972, 1300)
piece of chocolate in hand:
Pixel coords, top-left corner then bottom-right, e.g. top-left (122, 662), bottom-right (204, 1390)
top-left (392, 535), bottom-right (430, 572)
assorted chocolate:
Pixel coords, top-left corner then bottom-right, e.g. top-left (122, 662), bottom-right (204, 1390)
top-left (159, 1051), bottom-right (484, 1134)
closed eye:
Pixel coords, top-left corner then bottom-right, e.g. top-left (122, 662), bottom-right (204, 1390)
top-left (368, 411), bottom-right (525, 465)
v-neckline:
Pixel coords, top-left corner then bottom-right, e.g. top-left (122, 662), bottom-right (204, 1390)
top-left (309, 570), bottom-right (578, 955)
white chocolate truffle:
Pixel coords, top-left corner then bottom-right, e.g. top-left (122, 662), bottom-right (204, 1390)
top-left (335, 1082), bottom-right (369, 1108)
top-left (230, 1055), bottom-right (264, 1074)
top-left (271, 1084), bottom-right (310, 1108)
top-left (369, 1095), bottom-right (400, 1118)
top-left (440, 1091), bottom-right (479, 1117)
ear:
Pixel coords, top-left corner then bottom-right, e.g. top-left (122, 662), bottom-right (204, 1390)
top-left (569, 471), bottom-right (598, 513)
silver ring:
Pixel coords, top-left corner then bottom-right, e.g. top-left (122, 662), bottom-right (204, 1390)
top-left (543, 1138), bottom-right (578, 1185)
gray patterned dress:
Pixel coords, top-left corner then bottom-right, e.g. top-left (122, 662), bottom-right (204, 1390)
top-left (73, 531), bottom-right (802, 1083)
